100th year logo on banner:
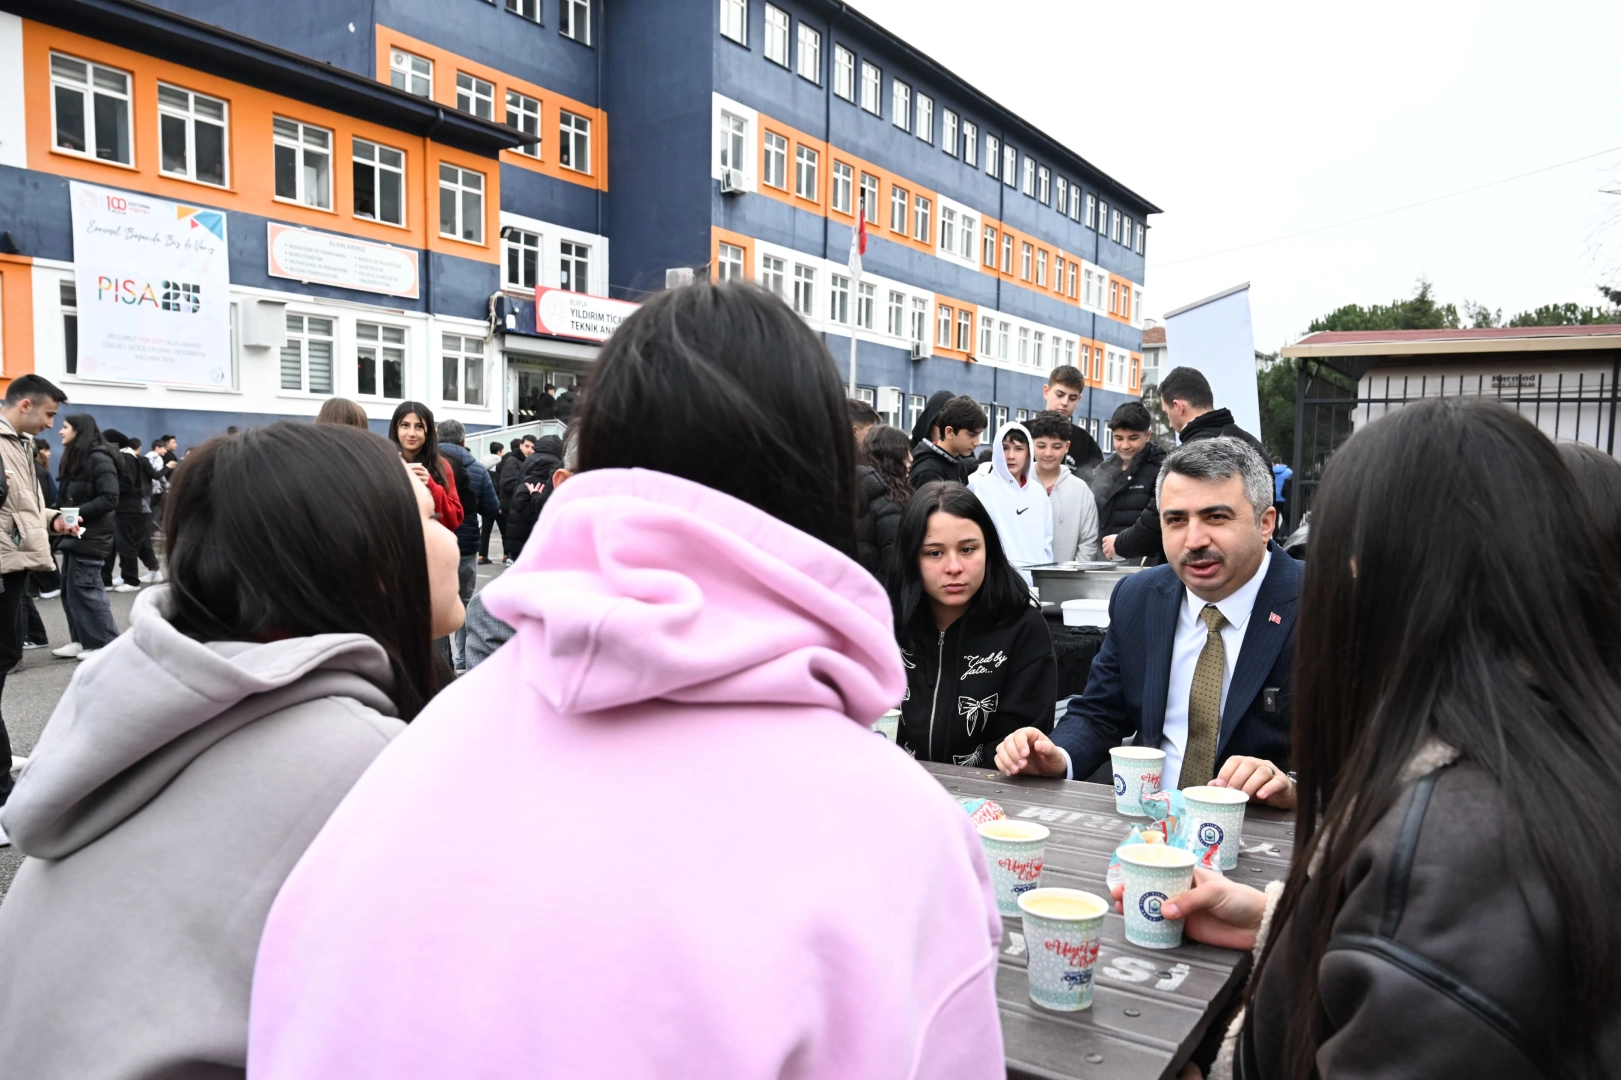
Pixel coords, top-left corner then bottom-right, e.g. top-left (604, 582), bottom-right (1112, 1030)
top-left (69, 180), bottom-right (232, 387)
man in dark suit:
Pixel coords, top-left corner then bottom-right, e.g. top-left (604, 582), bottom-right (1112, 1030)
top-left (995, 435), bottom-right (1301, 808)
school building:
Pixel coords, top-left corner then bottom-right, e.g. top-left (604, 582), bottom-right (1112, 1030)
top-left (0, 0), bottom-right (1157, 448)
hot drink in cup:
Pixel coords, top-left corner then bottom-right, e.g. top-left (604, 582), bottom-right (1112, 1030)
top-left (1118, 843), bottom-right (1197, 949)
top-left (871, 709), bottom-right (900, 742)
top-left (59, 507), bottom-right (80, 534)
top-left (977, 819), bottom-right (1049, 917)
top-left (1109, 746), bottom-right (1166, 816)
top-left (1018, 888), bottom-right (1108, 1012)
top-left (1181, 785), bottom-right (1249, 870)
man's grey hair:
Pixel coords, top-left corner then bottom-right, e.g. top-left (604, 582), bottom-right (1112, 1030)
top-left (437, 418), bottom-right (466, 445)
top-left (561, 422), bottom-right (580, 472)
top-left (1156, 436), bottom-right (1274, 521)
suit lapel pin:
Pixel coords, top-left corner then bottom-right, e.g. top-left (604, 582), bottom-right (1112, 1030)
top-left (1268, 612), bottom-right (1282, 625)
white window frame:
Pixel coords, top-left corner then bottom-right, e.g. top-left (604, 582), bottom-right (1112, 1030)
top-left (1021, 241), bottom-right (1032, 280)
top-left (559, 239), bottom-right (591, 293)
top-left (157, 82), bottom-right (229, 187)
top-left (1098, 200), bottom-right (1110, 235)
top-left (860, 62), bottom-right (881, 114)
top-left (764, 5), bottom-right (790, 66)
top-left (1111, 208), bottom-right (1122, 243)
top-left (794, 144), bottom-right (819, 201)
top-left (942, 109), bottom-right (958, 156)
top-left (889, 184), bottom-right (908, 233)
top-left (963, 121), bottom-right (978, 167)
top-left (1055, 176), bottom-right (1067, 215)
top-left (560, 0), bottom-right (591, 44)
top-left (957, 308), bottom-right (972, 352)
top-left (1123, 214), bottom-right (1134, 248)
top-left (1085, 193), bottom-right (1097, 229)
top-left (506, 0), bottom-right (541, 21)
top-left (829, 274), bottom-right (849, 324)
top-left (912, 193), bottom-right (930, 243)
top-left (353, 137), bottom-right (406, 227)
top-left (998, 320), bottom-right (1010, 360)
top-left (355, 321), bottom-right (407, 400)
top-left (280, 312), bottom-right (335, 395)
top-left (456, 72), bottom-right (495, 121)
top-left (833, 45), bottom-right (855, 101)
top-left (958, 212), bottom-right (976, 261)
top-left (760, 254), bottom-right (786, 298)
top-left (720, 0), bottom-right (747, 44)
top-left (1022, 156), bottom-right (1035, 196)
top-left (273, 116), bottom-right (333, 210)
top-left (1003, 144), bottom-right (1017, 188)
top-left (985, 133), bottom-right (1000, 178)
top-left (1069, 184), bottom-right (1081, 222)
top-left (939, 206), bottom-right (957, 257)
top-left (936, 303), bottom-right (953, 348)
top-left (1136, 223), bottom-right (1145, 254)
top-left (559, 110), bottom-right (591, 174)
top-left (887, 290), bottom-right (905, 337)
top-left (980, 314), bottom-right (994, 356)
top-left (792, 263), bottom-right (817, 317)
top-left (1018, 326), bottom-right (1030, 366)
top-left (859, 172), bottom-right (879, 218)
top-left (892, 79), bottom-right (910, 130)
top-left (796, 23), bottom-right (821, 83)
top-left (718, 242), bottom-right (745, 282)
top-left (910, 297), bottom-right (928, 348)
top-left (506, 89), bottom-right (541, 158)
top-left (439, 163), bottom-right (485, 243)
top-left (504, 227), bottom-right (541, 290)
top-left (1067, 259), bottom-right (1077, 297)
top-left (915, 93), bottom-right (933, 143)
top-left (1038, 165), bottom-right (1050, 204)
top-left (983, 224), bottom-right (997, 267)
top-left (831, 160), bottom-right (853, 214)
top-left (50, 52), bottom-right (133, 166)
top-left (1033, 330), bottom-right (1045, 369)
top-left (1001, 233), bottom-right (1013, 274)
top-left (717, 110), bottom-right (748, 174)
top-left (1036, 248), bottom-right (1047, 287)
top-left (856, 282), bottom-right (875, 330)
top-left (442, 332), bottom-right (486, 406)
top-left (763, 131), bottom-right (788, 188)
top-left (1134, 288), bottom-right (1144, 327)
top-left (389, 49), bottom-right (432, 97)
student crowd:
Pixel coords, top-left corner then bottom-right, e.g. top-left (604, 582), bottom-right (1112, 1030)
top-left (0, 281), bottom-right (1616, 1080)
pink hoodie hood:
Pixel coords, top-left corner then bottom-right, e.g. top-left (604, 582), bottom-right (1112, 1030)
top-left (480, 467), bottom-right (903, 719)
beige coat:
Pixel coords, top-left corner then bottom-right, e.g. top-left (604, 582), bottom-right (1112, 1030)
top-left (0, 416), bottom-right (59, 574)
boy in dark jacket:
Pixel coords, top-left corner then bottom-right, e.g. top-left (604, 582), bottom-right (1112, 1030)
top-left (101, 430), bottom-right (161, 592)
top-left (908, 395), bottom-right (985, 489)
top-left (1090, 401), bottom-right (1168, 558)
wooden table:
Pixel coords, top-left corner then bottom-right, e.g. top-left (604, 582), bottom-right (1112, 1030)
top-left (921, 763), bottom-right (1296, 1080)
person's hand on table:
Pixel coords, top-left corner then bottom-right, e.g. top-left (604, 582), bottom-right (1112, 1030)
top-left (1101, 534), bottom-right (1118, 559)
top-left (993, 727), bottom-right (1068, 777)
top-left (1211, 755), bottom-right (1295, 809)
top-left (1110, 867), bottom-right (1268, 952)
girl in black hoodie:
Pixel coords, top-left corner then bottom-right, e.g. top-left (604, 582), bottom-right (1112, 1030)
top-left (889, 482), bottom-right (1056, 768)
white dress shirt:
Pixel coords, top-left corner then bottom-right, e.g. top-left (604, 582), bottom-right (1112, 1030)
top-left (1057, 551), bottom-right (1271, 783)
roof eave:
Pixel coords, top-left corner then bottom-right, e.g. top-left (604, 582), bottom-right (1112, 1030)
top-left (1283, 335), bottom-right (1621, 359)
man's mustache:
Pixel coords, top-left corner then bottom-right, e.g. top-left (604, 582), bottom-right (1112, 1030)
top-left (1180, 547), bottom-right (1225, 566)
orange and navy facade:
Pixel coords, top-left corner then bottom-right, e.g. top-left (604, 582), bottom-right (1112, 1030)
top-left (0, 0), bottom-right (1156, 445)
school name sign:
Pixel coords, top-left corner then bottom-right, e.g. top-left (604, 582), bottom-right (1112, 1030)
top-left (69, 181), bottom-right (233, 387)
top-left (534, 286), bottom-right (639, 342)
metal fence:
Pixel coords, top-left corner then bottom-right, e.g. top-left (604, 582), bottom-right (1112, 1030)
top-left (1288, 354), bottom-right (1621, 531)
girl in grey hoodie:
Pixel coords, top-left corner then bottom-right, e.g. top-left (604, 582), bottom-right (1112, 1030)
top-left (0, 422), bottom-right (464, 1079)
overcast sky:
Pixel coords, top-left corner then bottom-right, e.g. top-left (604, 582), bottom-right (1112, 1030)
top-left (847, 0), bottom-right (1621, 349)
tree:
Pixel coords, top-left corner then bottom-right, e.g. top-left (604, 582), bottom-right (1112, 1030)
top-left (1255, 354), bottom-right (1297, 466)
top-left (1138, 384), bottom-right (1176, 450)
top-left (1506, 302), bottom-right (1619, 327)
top-left (1307, 277), bottom-right (1460, 333)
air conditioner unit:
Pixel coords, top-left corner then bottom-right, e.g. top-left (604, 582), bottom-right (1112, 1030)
top-left (875, 386), bottom-right (903, 415)
top-left (720, 169), bottom-right (747, 195)
top-left (239, 299), bottom-right (288, 350)
top-left (666, 267), bottom-right (695, 289)
top-left (909, 343), bottom-right (927, 362)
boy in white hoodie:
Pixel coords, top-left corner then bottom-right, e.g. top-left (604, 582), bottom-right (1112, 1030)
top-left (1028, 410), bottom-right (1101, 563)
top-left (969, 421), bottom-right (1053, 574)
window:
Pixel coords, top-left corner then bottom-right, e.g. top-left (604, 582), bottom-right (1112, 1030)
top-left (1106, 348), bottom-right (1125, 387)
top-left (560, 240), bottom-right (590, 292)
top-left (157, 84), bottom-right (227, 186)
top-left (859, 172), bottom-right (879, 218)
top-left (915, 93), bottom-right (932, 143)
top-left (389, 50), bottom-right (432, 97)
top-left (797, 24), bottom-right (821, 82)
top-left (764, 5), bottom-right (790, 66)
top-left (910, 297), bottom-right (928, 346)
top-left (1001, 232), bottom-right (1013, 274)
top-left (60, 281), bottom-right (78, 374)
top-left (442, 333), bottom-right (485, 405)
top-left (794, 144), bottom-right (818, 200)
top-left (506, 0), bottom-right (541, 20)
top-left (980, 314), bottom-right (993, 356)
top-left (50, 53), bottom-right (131, 165)
top-left (1070, 184), bottom-right (1081, 222)
top-left (1021, 242), bottom-right (1032, 280)
top-left (1021, 156), bottom-right (1035, 196)
top-left (1063, 338), bottom-right (1076, 369)
top-left (834, 45), bottom-right (855, 100)
top-left (939, 206), bottom-right (956, 255)
top-left (1111, 208), bottom-right (1122, 243)
top-left (957, 213), bottom-right (976, 260)
top-left (506, 90), bottom-right (541, 157)
top-left (718, 242), bottom-right (745, 282)
top-left (912, 194), bottom-right (930, 243)
top-left (280, 314), bottom-right (334, 394)
top-left (829, 274), bottom-right (849, 324)
top-left (1109, 280), bottom-right (1119, 314)
top-left (942, 110), bottom-right (958, 156)
top-left (456, 72), bottom-right (494, 120)
top-left (998, 320), bottom-right (1010, 360)
top-left (1003, 144), bottom-right (1017, 188)
top-left (857, 282), bottom-right (875, 329)
top-left (1036, 249), bottom-right (1047, 287)
top-left (760, 255), bottom-right (785, 298)
top-left (831, 161), bottom-right (852, 213)
top-left (273, 117), bottom-right (332, 209)
top-left (560, 0), bottom-right (590, 43)
top-left (1134, 288), bottom-right (1143, 321)
top-left (1053, 256), bottom-right (1065, 293)
top-left (353, 138), bottom-right (405, 225)
top-left (1085, 193), bottom-right (1097, 229)
top-left (890, 185), bottom-right (908, 232)
top-left (1038, 166), bottom-right (1050, 204)
top-left (860, 62), bottom-right (881, 114)
top-left (909, 394), bottom-right (925, 429)
top-left (1033, 331), bottom-right (1045, 369)
top-left (504, 228), bottom-right (540, 289)
top-left (887, 291), bottom-right (905, 336)
top-left (963, 121), bottom-right (978, 166)
top-left (986, 134), bottom-right (1000, 178)
top-left (1067, 260), bottom-right (1077, 297)
top-left (717, 111), bottom-right (748, 176)
top-left (792, 264), bottom-right (816, 317)
top-left (1123, 214), bottom-right (1133, 248)
top-left (559, 111), bottom-right (591, 173)
top-left (1136, 224), bottom-right (1145, 255)
top-left (1098, 200), bottom-right (1110, 233)
top-left (356, 322), bottom-right (405, 398)
top-left (763, 132), bottom-right (787, 188)
top-left (1084, 268), bottom-right (1101, 308)
top-left (892, 80), bottom-right (910, 130)
top-left (957, 309), bottom-right (972, 352)
top-left (1018, 326), bottom-right (1030, 366)
top-left (937, 304), bottom-right (953, 348)
top-left (438, 163), bottom-right (484, 242)
top-left (720, 0), bottom-right (746, 43)
top-left (1120, 286), bottom-right (1131, 321)
top-left (1054, 176), bottom-right (1067, 216)
top-left (982, 224), bottom-right (997, 267)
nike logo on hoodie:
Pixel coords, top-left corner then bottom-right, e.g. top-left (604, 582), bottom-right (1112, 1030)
top-left (1015, 507), bottom-right (1029, 515)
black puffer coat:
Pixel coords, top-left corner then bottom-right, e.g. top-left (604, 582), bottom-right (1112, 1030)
top-left (1090, 441), bottom-right (1166, 539)
top-left (503, 435), bottom-right (564, 559)
top-left (1113, 409), bottom-right (1266, 562)
top-left (56, 446), bottom-right (120, 560)
top-left (853, 466), bottom-right (903, 582)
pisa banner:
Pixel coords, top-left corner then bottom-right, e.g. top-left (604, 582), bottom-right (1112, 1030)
top-left (1164, 283), bottom-right (1262, 439)
top-left (69, 180), bottom-right (232, 386)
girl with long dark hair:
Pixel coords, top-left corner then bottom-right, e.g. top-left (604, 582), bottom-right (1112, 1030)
top-left (853, 422), bottom-right (913, 579)
top-left (0, 422), bottom-right (462, 1079)
top-left (1137, 398), bottom-right (1621, 1078)
top-left (250, 284), bottom-right (1009, 1079)
top-left (389, 400), bottom-right (463, 530)
top-left (889, 481), bottom-right (1056, 767)
top-left (51, 413), bottom-right (121, 658)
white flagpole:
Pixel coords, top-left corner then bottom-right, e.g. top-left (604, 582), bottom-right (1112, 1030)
top-left (847, 206), bottom-right (865, 397)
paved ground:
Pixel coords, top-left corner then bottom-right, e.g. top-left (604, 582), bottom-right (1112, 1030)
top-left (0, 547), bottom-right (510, 898)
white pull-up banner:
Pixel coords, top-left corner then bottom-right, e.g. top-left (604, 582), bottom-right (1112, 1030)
top-left (1163, 283), bottom-right (1261, 440)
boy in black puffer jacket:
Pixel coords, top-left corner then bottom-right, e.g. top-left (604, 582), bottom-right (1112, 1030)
top-left (1090, 402), bottom-right (1167, 560)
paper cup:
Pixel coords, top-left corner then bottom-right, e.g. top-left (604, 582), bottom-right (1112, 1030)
top-left (1109, 746), bottom-right (1166, 817)
top-left (978, 819), bottom-right (1049, 917)
top-left (59, 507), bottom-right (80, 531)
top-left (1182, 785), bottom-right (1250, 870)
top-left (1018, 888), bottom-right (1108, 1011)
top-left (1118, 844), bottom-right (1197, 949)
top-left (871, 709), bottom-right (900, 742)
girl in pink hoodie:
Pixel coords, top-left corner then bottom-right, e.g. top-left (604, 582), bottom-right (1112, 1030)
top-left (249, 283), bottom-right (1007, 1079)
